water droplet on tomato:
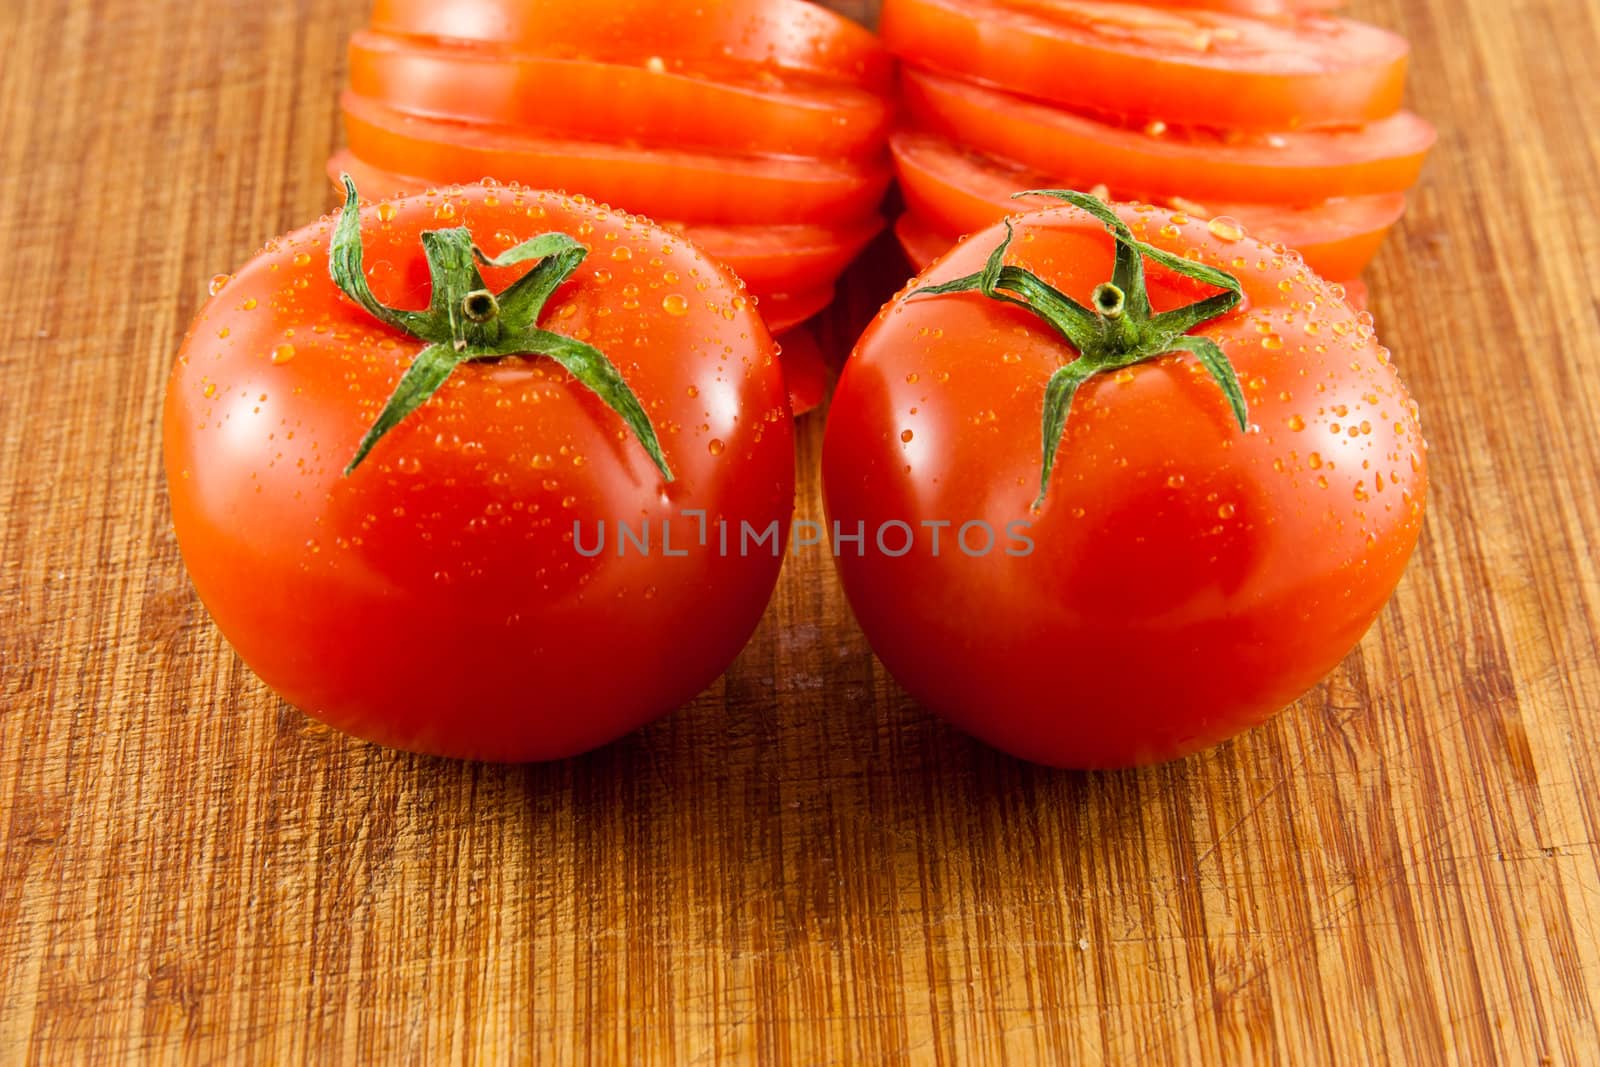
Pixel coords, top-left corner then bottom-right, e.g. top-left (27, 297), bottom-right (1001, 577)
top-left (1288, 415), bottom-right (1305, 431)
top-left (901, 429), bottom-right (914, 443)
top-left (271, 344), bottom-right (296, 365)
top-left (434, 203), bottom-right (456, 220)
top-left (377, 203), bottom-right (398, 222)
top-left (708, 438), bottom-right (726, 457)
top-left (1217, 503), bottom-right (1236, 519)
top-left (202, 382), bottom-right (216, 398)
top-left (1207, 217), bottom-right (1245, 243)
top-left (242, 298), bottom-right (257, 311)
top-left (662, 293), bottom-right (689, 316)
top-left (209, 274), bottom-right (233, 295)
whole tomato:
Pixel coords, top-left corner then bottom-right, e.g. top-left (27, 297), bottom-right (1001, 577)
top-left (823, 193), bottom-right (1427, 768)
top-left (165, 180), bottom-right (795, 761)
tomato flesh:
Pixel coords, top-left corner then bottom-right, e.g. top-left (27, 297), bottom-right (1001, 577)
top-left (880, 0), bottom-right (1409, 131)
top-left (759, 285), bottom-right (838, 334)
top-left (901, 66), bottom-right (1433, 204)
top-left (824, 203), bottom-right (1427, 767)
top-left (369, 0), bottom-right (893, 90)
top-left (349, 31), bottom-right (892, 160)
top-left (891, 130), bottom-right (1407, 280)
top-left (893, 210), bottom-right (957, 270)
top-left (342, 92), bottom-right (893, 227)
top-left (165, 186), bottom-right (796, 761)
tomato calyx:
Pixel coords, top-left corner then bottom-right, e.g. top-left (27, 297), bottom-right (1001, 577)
top-left (329, 176), bottom-right (673, 481)
top-left (913, 190), bottom-right (1247, 508)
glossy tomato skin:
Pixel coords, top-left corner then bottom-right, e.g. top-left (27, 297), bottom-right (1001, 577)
top-left (165, 185), bottom-right (795, 761)
top-left (823, 205), bottom-right (1427, 768)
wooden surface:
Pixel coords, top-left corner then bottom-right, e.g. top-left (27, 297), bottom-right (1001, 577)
top-left (3, 0), bottom-right (1599, 1063)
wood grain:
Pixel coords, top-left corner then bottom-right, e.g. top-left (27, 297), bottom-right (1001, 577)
top-left (3, 0), bottom-right (1599, 1062)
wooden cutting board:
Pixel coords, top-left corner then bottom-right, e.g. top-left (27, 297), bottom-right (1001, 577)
top-left (2, 0), bottom-right (1598, 1062)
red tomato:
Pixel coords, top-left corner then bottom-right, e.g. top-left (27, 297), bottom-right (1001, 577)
top-left (165, 183), bottom-right (796, 760)
top-left (775, 328), bottom-right (830, 416)
top-left (901, 66), bottom-right (1434, 204)
top-left (327, 150), bottom-right (882, 299)
top-left (348, 31), bottom-right (892, 160)
top-left (342, 92), bottom-right (893, 226)
top-left (823, 198), bottom-right (1427, 767)
top-left (891, 130), bottom-right (1406, 280)
top-left (369, 0), bottom-right (894, 90)
top-left (880, 0), bottom-right (1409, 131)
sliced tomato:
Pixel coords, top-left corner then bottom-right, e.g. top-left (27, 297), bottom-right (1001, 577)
top-left (1016, 0), bottom-right (1341, 17)
top-left (326, 150), bottom-right (881, 295)
top-left (891, 130), bottom-right (1406, 279)
top-left (342, 93), bottom-right (892, 226)
top-left (759, 285), bottom-right (837, 334)
top-left (894, 210), bottom-right (958, 270)
top-left (902, 67), bottom-right (1433, 203)
top-left (349, 31), bottom-right (892, 160)
top-left (369, 0), bottom-right (893, 90)
top-left (655, 219), bottom-right (881, 296)
top-left (880, 0), bottom-right (1408, 131)
top-left (774, 328), bottom-right (829, 415)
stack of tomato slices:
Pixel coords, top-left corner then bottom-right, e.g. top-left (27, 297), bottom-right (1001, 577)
top-left (881, 0), bottom-right (1435, 303)
top-left (328, 0), bottom-right (897, 414)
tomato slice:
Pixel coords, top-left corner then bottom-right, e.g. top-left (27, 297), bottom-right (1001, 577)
top-left (891, 131), bottom-right (1406, 279)
top-left (348, 31), bottom-right (891, 161)
top-left (1018, 0), bottom-right (1341, 17)
top-left (369, 0), bottom-right (893, 90)
top-left (774, 327), bottom-right (829, 415)
top-left (759, 285), bottom-right (837, 334)
top-left (894, 210), bottom-right (957, 271)
top-left (326, 150), bottom-right (881, 296)
top-left (342, 93), bottom-right (892, 226)
top-left (880, 0), bottom-right (1409, 131)
top-left (902, 67), bottom-right (1433, 203)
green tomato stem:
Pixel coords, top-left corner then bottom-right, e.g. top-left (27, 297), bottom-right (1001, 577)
top-left (911, 189), bottom-right (1249, 509)
top-left (327, 175), bottom-right (673, 482)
